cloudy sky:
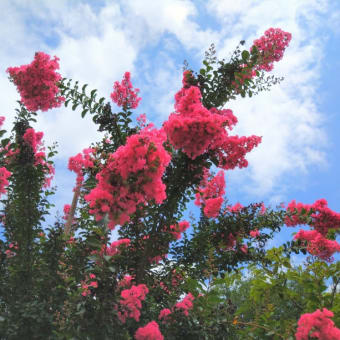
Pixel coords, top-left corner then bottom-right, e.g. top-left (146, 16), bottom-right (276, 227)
top-left (1, 0), bottom-right (340, 246)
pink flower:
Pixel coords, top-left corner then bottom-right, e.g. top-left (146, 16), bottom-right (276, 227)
top-left (250, 229), bottom-right (260, 238)
top-left (68, 148), bottom-right (95, 190)
top-left (195, 170), bottom-right (226, 218)
top-left (286, 199), bottom-right (340, 236)
top-left (85, 124), bottom-right (171, 228)
top-left (228, 202), bottom-right (244, 213)
top-left (240, 244), bottom-right (248, 254)
top-left (135, 321), bottom-right (164, 340)
top-left (252, 28), bottom-right (292, 72)
top-left (174, 293), bottom-right (194, 316)
top-left (169, 221), bottom-right (190, 240)
top-left (23, 128), bottom-right (43, 153)
top-left (22, 128), bottom-right (54, 187)
top-left (163, 79), bottom-right (261, 164)
top-left (118, 284), bottom-right (149, 323)
top-left (0, 167), bottom-right (11, 197)
top-left (158, 308), bottom-right (172, 322)
top-left (260, 203), bottom-right (266, 215)
top-left (7, 52), bottom-right (65, 112)
top-left (0, 116), bottom-right (5, 128)
top-left (106, 239), bottom-right (131, 256)
top-left (89, 281), bottom-right (98, 288)
top-left (118, 275), bottom-right (134, 288)
top-left (294, 229), bottom-right (340, 262)
top-left (111, 72), bottom-right (141, 109)
top-left (296, 308), bottom-right (340, 340)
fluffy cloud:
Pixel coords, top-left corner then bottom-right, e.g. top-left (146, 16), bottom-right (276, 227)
top-left (205, 0), bottom-right (333, 199)
top-left (0, 0), bottom-right (338, 209)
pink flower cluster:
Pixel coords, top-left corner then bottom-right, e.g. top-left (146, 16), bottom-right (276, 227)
top-left (118, 284), bottom-right (149, 323)
top-left (85, 124), bottom-right (171, 228)
top-left (23, 128), bottom-right (44, 153)
top-left (296, 308), bottom-right (340, 340)
top-left (105, 238), bottom-right (130, 256)
top-left (23, 128), bottom-right (55, 188)
top-left (252, 28), bottom-right (292, 72)
top-left (286, 199), bottom-right (340, 234)
top-left (163, 77), bottom-right (261, 167)
top-left (195, 169), bottom-right (226, 218)
top-left (5, 242), bottom-right (18, 258)
top-left (159, 293), bottom-right (195, 322)
top-left (81, 273), bottom-right (98, 297)
top-left (174, 292), bottom-right (195, 316)
top-left (135, 321), bottom-right (164, 340)
top-left (7, 52), bottom-right (65, 112)
top-left (68, 148), bottom-right (95, 190)
top-left (294, 230), bottom-right (340, 262)
top-left (226, 202), bottom-right (244, 214)
top-left (111, 72), bottom-right (141, 110)
top-left (250, 229), bottom-right (260, 238)
top-left (169, 220), bottom-right (190, 240)
top-left (286, 199), bottom-right (340, 261)
top-left (0, 167), bottom-right (11, 197)
top-left (118, 275), bottom-right (134, 289)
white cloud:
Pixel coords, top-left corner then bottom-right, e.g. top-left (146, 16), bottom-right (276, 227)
top-left (0, 0), bottom-right (338, 209)
top-left (205, 0), bottom-right (334, 199)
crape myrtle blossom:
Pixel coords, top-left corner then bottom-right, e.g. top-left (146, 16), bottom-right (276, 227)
top-left (286, 199), bottom-right (340, 235)
top-left (105, 238), bottom-right (130, 256)
top-left (85, 123), bottom-right (171, 229)
top-left (118, 284), bottom-right (149, 323)
top-left (252, 28), bottom-right (292, 72)
top-left (168, 221), bottom-right (190, 240)
top-left (174, 293), bottom-right (195, 316)
top-left (111, 71), bottom-right (141, 110)
top-left (81, 273), bottom-right (98, 297)
top-left (22, 128), bottom-right (54, 188)
top-left (0, 167), bottom-right (11, 197)
top-left (68, 148), bottom-right (95, 190)
top-left (296, 308), bottom-right (340, 340)
top-left (285, 199), bottom-right (340, 261)
top-left (294, 230), bottom-right (340, 262)
top-left (158, 292), bottom-right (195, 322)
top-left (163, 72), bottom-right (261, 166)
top-left (135, 321), bottom-right (164, 340)
top-left (7, 52), bottom-right (65, 112)
top-left (195, 169), bottom-right (226, 218)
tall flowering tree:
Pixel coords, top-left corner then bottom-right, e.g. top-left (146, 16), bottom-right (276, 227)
top-left (0, 28), bottom-right (339, 339)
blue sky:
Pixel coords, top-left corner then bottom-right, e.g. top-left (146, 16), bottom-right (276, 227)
top-left (0, 0), bottom-right (340, 251)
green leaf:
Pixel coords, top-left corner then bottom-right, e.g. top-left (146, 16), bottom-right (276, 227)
top-left (90, 89), bottom-right (97, 99)
top-left (82, 84), bottom-right (88, 93)
top-left (65, 99), bottom-right (71, 107)
top-left (242, 50), bottom-right (250, 61)
top-left (81, 109), bottom-right (88, 118)
top-left (72, 103), bottom-right (78, 111)
top-left (1, 138), bottom-right (10, 147)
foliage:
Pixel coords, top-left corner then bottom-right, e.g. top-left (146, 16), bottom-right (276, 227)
top-left (0, 28), bottom-right (339, 340)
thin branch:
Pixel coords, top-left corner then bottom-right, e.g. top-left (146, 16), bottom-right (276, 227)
top-left (65, 187), bottom-right (80, 236)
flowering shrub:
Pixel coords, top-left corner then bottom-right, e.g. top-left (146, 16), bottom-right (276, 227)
top-left (6, 52), bottom-right (65, 111)
top-left (296, 308), bottom-right (340, 340)
top-left (111, 71), bottom-right (141, 110)
top-left (252, 27), bottom-right (292, 71)
top-left (85, 124), bottom-right (171, 228)
top-left (0, 28), bottom-right (339, 340)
